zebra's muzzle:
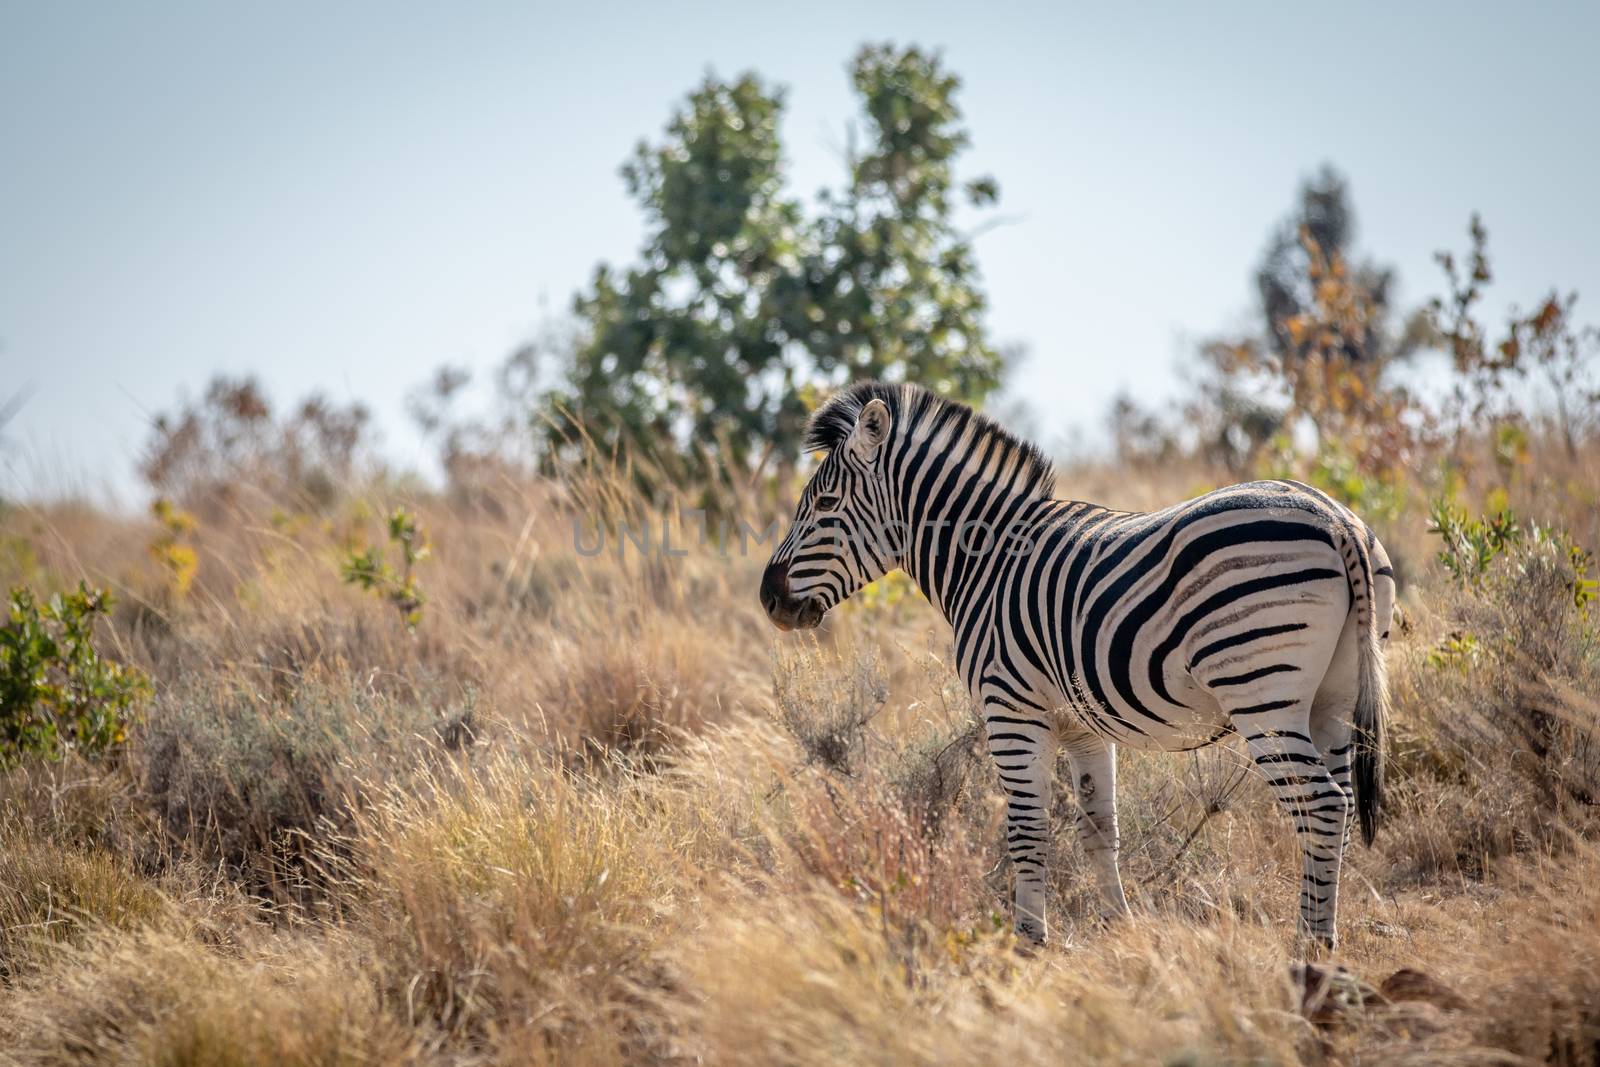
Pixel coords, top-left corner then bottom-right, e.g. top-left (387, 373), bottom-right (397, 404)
top-left (769, 596), bottom-right (826, 631)
top-left (760, 561), bottom-right (827, 631)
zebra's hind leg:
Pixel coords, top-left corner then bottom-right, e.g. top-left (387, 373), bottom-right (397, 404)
top-left (1226, 697), bottom-right (1349, 952)
top-left (1060, 732), bottom-right (1131, 921)
top-left (1310, 705), bottom-right (1356, 859)
top-left (982, 700), bottom-right (1056, 943)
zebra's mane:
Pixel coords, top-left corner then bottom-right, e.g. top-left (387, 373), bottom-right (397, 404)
top-left (803, 382), bottom-right (1056, 499)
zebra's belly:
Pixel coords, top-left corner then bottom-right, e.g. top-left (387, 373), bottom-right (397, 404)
top-left (1117, 681), bottom-right (1232, 752)
top-left (1060, 670), bottom-right (1233, 753)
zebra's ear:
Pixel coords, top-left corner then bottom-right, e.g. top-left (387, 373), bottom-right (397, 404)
top-left (849, 398), bottom-right (892, 461)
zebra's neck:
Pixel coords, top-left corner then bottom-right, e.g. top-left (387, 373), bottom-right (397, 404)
top-left (889, 429), bottom-right (1054, 626)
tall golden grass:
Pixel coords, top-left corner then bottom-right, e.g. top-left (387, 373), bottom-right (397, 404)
top-left (1, 431), bottom-right (1597, 1065)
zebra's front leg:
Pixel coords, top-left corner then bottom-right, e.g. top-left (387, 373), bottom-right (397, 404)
top-left (1061, 732), bottom-right (1131, 921)
top-left (983, 701), bottom-right (1056, 943)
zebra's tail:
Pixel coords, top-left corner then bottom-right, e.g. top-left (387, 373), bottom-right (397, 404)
top-left (1343, 527), bottom-right (1388, 848)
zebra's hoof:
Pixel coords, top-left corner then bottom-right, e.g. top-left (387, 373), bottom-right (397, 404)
top-left (1296, 931), bottom-right (1339, 959)
top-left (1015, 920), bottom-right (1047, 948)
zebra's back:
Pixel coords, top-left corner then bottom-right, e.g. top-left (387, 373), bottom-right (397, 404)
top-left (995, 480), bottom-right (1386, 752)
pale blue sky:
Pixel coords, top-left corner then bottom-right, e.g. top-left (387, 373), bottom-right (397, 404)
top-left (3, 1), bottom-right (1597, 500)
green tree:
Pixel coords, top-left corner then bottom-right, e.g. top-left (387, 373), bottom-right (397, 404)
top-left (544, 44), bottom-right (1009, 482)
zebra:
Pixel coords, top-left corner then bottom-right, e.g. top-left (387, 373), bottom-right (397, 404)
top-left (759, 382), bottom-right (1394, 950)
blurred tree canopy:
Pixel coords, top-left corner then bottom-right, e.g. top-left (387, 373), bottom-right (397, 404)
top-left (142, 376), bottom-right (373, 514)
top-left (1192, 165), bottom-right (1431, 471)
top-left (1253, 166), bottom-right (1412, 370)
top-left (542, 44), bottom-right (1009, 479)
top-left (1429, 215), bottom-right (1600, 455)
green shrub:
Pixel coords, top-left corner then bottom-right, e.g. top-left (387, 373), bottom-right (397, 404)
top-left (148, 497), bottom-right (199, 597)
top-left (1391, 505), bottom-right (1600, 879)
top-left (0, 583), bottom-right (150, 768)
top-left (341, 507), bottom-right (429, 629)
top-left (1429, 499), bottom-right (1597, 609)
top-left (1428, 499), bottom-right (1523, 588)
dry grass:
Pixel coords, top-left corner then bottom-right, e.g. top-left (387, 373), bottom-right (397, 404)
top-left (2, 435), bottom-right (1599, 1065)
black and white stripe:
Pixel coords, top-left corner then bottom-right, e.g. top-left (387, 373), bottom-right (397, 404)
top-left (761, 382), bottom-right (1395, 950)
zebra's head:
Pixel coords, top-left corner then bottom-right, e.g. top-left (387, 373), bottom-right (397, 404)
top-left (760, 388), bottom-right (899, 631)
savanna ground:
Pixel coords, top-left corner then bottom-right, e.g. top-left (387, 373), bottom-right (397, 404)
top-left (4, 45), bottom-right (1600, 1064)
top-left (2, 415), bottom-right (1598, 1067)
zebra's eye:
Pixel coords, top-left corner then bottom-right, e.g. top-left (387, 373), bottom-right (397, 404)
top-left (814, 494), bottom-right (841, 512)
